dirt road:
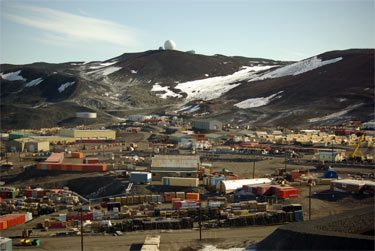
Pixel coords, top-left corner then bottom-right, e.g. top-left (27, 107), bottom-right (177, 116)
top-left (10, 225), bottom-right (279, 251)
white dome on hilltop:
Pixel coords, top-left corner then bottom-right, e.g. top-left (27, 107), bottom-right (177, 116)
top-left (164, 40), bottom-right (176, 50)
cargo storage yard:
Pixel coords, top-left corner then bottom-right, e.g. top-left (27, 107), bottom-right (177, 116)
top-left (0, 118), bottom-right (374, 250)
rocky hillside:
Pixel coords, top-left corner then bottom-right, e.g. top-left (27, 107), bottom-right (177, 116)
top-left (0, 49), bottom-right (373, 129)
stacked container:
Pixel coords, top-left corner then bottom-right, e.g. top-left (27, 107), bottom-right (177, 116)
top-left (164, 192), bottom-right (175, 202)
top-left (185, 193), bottom-right (199, 200)
top-left (84, 158), bottom-right (100, 164)
top-left (71, 152), bottom-right (84, 158)
top-left (175, 192), bottom-right (185, 200)
top-left (0, 214), bottom-right (26, 229)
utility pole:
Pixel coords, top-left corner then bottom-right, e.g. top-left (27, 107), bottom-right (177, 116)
top-left (309, 184), bottom-right (312, 221)
top-left (284, 149), bottom-right (287, 173)
top-left (199, 200), bottom-right (202, 241)
top-left (253, 158), bottom-right (255, 179)
top-left (81, 207), bottom-right (84, 251)
top-left (331, 141), bottom-right (334, 163)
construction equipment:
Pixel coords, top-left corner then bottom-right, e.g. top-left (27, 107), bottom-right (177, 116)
top-left (349, 134), bottom-right (366, 162)
top-left (350, 133), bottom-right (365, 161)
top-left (20, 239), bottom-right (39, 246)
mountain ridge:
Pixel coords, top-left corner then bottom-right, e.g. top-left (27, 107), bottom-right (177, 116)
top-left (0, 48), bottom-right (373, 129)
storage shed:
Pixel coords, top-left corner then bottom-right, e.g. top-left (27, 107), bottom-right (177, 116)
top-left (5, 138), bottom-right (49, 152)
top-left (59, 129), bottom-right (116, 140)
top-left (319, 151), bottom-right (344, 162)
top-left (217, 178), bottom-right (272, 194)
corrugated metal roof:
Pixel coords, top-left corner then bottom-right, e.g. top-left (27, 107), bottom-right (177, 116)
top-left (151, 155), bottom-right (200, 168)
top-left (217, 178), bottom-right (272, 192)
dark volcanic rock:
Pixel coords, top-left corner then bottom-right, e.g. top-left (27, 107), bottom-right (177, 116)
top-left (257, 206), bottom-right (375, 250)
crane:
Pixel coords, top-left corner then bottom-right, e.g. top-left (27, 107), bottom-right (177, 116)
top-left (350, 134), bottom-right (365, 161)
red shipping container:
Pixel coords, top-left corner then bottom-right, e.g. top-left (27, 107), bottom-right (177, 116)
top-left (0, 215), bottom-right (23, 228)
top-left (277, 188), bottom-right (299, 199)
top-left (50, 222), bottom-right (64, 228)
top-left (25, 189), bottom-right (32, 197)
top-left (252, 185), bottom-right (271, 196)
top-left (173, 201), bottom-right (182, 209)
top-left (67, 213), bottom-right (93, 221)
top-left (291, 170), bottom-right (300, 180)
top-left (37, 190), bottom-right (45, 198)
top-left (72, 152), bottom-right (84, 158)
top-left (84, 158), bottom-right (100, 164)
top-left (1, 190), bottom-right (7, 198)
top-left (11, 214), bottom-right (26, 224)
top-left (164, 192), bottom-right (175, 202)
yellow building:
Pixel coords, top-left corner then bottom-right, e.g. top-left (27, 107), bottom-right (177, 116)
top-left (30, 136), bottom-right (76, 144)
top-left (59, 129), bottom-right (116, 140)
top-left (6, 138), bottom-right (50, 152)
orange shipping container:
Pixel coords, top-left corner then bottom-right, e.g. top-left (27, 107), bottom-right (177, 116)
top-left (186, 193), bottom-right (200, 200)
top-left (0, 221), bottom-right (7, 230)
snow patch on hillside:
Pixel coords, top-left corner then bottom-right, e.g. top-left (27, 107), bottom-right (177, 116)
top-left (200, 245), bottom-right (254, 251)
top-left (184, 105), bottom-right (200, 113)
top-left (58, 81), bottom-right (76, 93)
top-left (0, 70), bottom-right (26, 81)
top-left (175, 65), bottom-right (274, 101)
top-left (234, 91), bottom-right (283, 109)
top-left (151, 83), bottom-right (183, 99)
top-left (175, 104), bottom-right (200, 113)
top-left (26, 78), bottom-right (43, 87)
top-left (308, 104), bottom-right (362, 123)
top-left (249, 56), bottom-right (342, 82)
top-left (88, 61), bottom-right (118, 70)
top-left (101, 67), bottom-right (122, 76)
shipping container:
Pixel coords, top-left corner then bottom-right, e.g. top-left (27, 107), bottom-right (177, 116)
top-left (162, 177), bottom-right (199, 187)
top-left (276, 188), bottom-right (299, 199)
top-left (130, 172), bottom-right (152, 184)
top-left (185, 193), bottom-right (199, 200)
top-left (209, 177), bottom-right (226, 187)
top-left (164, 192), bottom-right (175, 202)
top-left (175, 192), bottom-right (185, 200)
top-left (71, 152), bottom-right (84, 158)
top-left (0, 221), bottom-right (7, 230)
top-left (66, 212), bottom-right (93, 221)
top-left (330, 179), bottom-right (366, 193)
top-left (84, 158), bottom-right (100, 164)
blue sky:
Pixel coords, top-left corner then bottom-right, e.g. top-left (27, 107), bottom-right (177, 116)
top-left (1, 0), bottom-right (374, 64)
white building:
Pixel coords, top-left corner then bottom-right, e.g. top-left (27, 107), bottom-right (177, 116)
top-left (319, 151), bottom-right (344, 162)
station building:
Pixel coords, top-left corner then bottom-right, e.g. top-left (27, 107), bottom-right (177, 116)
top-left (59, 129), bottom-right (116, 140)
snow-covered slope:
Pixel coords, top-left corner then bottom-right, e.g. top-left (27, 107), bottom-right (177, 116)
top-left (248, 56), bottom-right (342, 82)
top-left (234, 91), bottom-right (283, 109)
top-left (174, 65), bottom-right (274, 101)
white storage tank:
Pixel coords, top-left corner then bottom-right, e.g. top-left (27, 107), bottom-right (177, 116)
top-left (76, 112), bottom-right (97, 119)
